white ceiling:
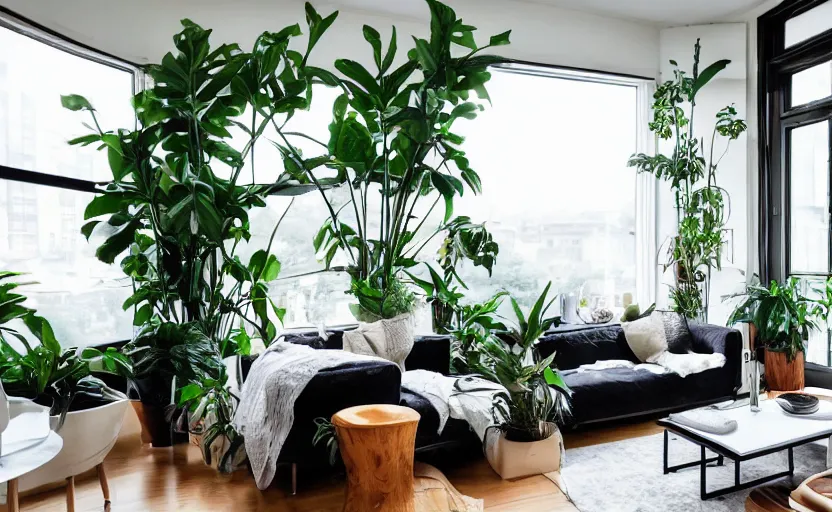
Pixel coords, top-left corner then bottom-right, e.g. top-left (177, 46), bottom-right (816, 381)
top-left (330, 0), bottom-right (770, 25)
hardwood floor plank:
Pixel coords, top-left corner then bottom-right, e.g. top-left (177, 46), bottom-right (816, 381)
top-left (11, 418), bottom-right (660, 511)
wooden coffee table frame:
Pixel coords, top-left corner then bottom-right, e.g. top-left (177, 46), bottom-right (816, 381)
top-left (657, 420), bottom-right (831, 500)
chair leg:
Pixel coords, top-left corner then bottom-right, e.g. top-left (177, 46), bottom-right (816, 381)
top-left (8, 478), bottom-right (19, 512)
top-left (66, 476), bottom-right (76, 512)
top-left (291, 463), bottom-right (297, 496)
top-left (97, 463), bottom-right (111, 512)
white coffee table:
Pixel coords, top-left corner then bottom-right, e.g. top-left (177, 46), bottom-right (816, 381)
top-left (0, 431), bottom-right (63, 511)
top-left (658, 399), bottom-right (832, 500)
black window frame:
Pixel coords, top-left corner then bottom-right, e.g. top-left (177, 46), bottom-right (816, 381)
top-left (0, 7), bottom-right (144, 348)
top-left (759, 0), bottom-right (832, 284)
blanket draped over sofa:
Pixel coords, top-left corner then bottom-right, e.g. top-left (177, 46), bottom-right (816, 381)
top-left (234, 341), bottom-right (387, 489)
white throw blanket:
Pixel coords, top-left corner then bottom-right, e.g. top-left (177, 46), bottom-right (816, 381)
top-left (574, 359), bottom-right (667, 375)
top-left (402, 370), bottom-right (505, 441)
top-left (343, 314), bottom-right (414, 371)
top-left (621, 313), bottom-right (725, 378)
top-left (234, 341), bottom-right (388, 490)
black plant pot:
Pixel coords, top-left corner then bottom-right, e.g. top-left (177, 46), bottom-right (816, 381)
top-left (128, 375), bottom-right (188, 447)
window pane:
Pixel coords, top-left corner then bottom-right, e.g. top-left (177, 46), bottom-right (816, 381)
top-left (0, 182), bottom-right (134, 347)
top-left (789, 121), bottom-right (829, 273)
top-left (454, 70), bottom-right (638, 310)
top-left (799, 276), bottom-right (830, 365)
top-left (0, 25), bottom-right (134, 180)
top-left (785, 1), bottom-right (832, 48)
top-left (792, 60), bottom-right (832, 107)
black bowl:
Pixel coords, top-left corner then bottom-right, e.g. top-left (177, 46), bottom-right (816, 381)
top-left (775, 393), bottom-right (820, 415)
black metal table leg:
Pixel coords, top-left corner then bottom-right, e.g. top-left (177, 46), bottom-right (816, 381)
top-left (700, 446), bottom-right (707, 500)
top-left (788, 447), bottom-right (794, 474)
top-left (735, 459), bottom-right (741, 486)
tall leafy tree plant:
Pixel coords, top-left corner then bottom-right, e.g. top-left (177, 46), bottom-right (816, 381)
top-left (64, 8), bottom-right (338, 352)
top-left (278, 0), bottom-right (511, 321)
top-left (64, 7), bottom-right (338, 449)
top-left (628, 40), bottom-right (747, 320)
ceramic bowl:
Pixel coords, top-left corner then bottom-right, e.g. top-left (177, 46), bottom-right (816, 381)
top-left (775, 393), bottom-right (820, 415)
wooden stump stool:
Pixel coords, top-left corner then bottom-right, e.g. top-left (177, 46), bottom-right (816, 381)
top-left (332, 404), bottom-right (420, 512)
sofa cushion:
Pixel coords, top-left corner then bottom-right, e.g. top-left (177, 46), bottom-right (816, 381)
top-left (539, 326), bottom-right (638, 370)
top-left (400, 389), bottom-right (477, 450)
top-left (563, 367), bottom-right (687, 424)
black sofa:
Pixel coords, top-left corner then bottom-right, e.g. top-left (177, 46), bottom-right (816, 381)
top-left (538, 323), bottom-right (743, 426)
top-left (239, 328), bottom-right (479, 491)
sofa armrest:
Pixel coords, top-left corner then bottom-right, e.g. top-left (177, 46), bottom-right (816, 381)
top-left (279, 360), bottom-right (401, 465)
top-left (405, 335), bottom-right (451, 375)
top-left (689, 323), bottom-right (743, 392)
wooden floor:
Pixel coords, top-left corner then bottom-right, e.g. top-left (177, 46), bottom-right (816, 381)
top-left (13, 421), bottom-right (663, 512)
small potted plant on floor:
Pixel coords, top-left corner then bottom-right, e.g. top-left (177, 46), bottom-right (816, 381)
top-left (726, 277), bottom-right (819, 391)
top-left (471, 283), bottom-right (572, 479)
top-left (0, 271), bottom-right (133, 491)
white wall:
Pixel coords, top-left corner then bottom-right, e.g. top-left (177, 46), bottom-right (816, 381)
top-left (0, 0), bottom-right (660, 78)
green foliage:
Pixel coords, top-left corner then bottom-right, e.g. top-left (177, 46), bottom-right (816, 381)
top-left (123, 321), bottom-right (223, 383)
top-left (620, 303), bottom-right (656, 323)
top-left (726, 277), bottom-right (820, 362)
top-left (467, 283), bottom-right (571, 441)
top-left (301, 0), bottom-right (510, 320)
top-left (627, 39), bottom-right (747, 320)
top-left (448, 291), bottom-right (507, 374)
top-left (65, 8), bottom-right (338, 403)
top-left (312, 417), bottom-right (339, 466)
top-left (0, 273), bottom-right (131, 424)
top-left (177, 367), bottom-right (244, 473)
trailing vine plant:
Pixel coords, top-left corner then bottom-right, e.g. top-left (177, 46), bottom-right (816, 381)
top-left (628, 39), bottom-right (747, 320)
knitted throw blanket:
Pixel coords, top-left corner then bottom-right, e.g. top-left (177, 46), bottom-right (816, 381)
top-left (234, 341), bottom-right (386, 489)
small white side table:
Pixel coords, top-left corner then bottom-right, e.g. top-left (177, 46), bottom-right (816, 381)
top-left (0, 432), bottom-right (63, 512)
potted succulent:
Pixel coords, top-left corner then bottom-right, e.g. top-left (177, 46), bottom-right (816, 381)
top-left (727, 277), bottom-right (819, 391)
top-left (470, 283), bottom-right (572, 479)
top-left (0, 271), bottom-right (132, 491)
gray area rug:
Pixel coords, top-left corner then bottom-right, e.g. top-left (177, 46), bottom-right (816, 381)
top-left (561, 432), bottom-right (828, 511)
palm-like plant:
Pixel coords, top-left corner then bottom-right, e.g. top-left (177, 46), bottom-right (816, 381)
top-left (292, 0), bottom-right (511, 321)
top-left (726, 277), bottom-right (819, 362)
top-left (471, 283), bottom-right (571, 441)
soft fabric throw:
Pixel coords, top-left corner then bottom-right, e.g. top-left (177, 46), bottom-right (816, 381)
top-left (342, 313), bottom-right (414, 371)
top-left (234, 341), bottom-right (387, 490)
top-left (401, 370), bottom-right (504, 441)
top-left (621, 312), bottom-right (725, 378)
top-left (668, 409), bottom-right (738, 434)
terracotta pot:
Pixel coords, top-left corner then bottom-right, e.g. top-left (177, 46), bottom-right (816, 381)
top-left (485, 423), bottom-right (563, 480)
top-left (765, 349), bottom-right (805, 392)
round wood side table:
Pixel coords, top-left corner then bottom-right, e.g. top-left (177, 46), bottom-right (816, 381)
top-left (332, 404), bottom-right (420, 512)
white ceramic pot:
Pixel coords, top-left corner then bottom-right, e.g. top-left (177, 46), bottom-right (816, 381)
top-left (18, 400), bottom-right (128, 492)
top-left (485, 422), bottom-right (564, 480)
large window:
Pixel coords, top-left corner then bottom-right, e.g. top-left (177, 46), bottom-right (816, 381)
top-left (226, 67), bottom-right (649, 327)
top-left (760, 0), bottom-right (832, 364)
top-left (0, 14), bottom-right (138, 347)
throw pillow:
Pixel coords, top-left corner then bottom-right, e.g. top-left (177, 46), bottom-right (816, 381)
top-left (659, 311), bottom-right (693, 354)
top-left (621, 312), bottom-right (667, 363)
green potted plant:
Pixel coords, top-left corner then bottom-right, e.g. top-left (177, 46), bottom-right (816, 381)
top-left (628, 39), bottom-right (747, 321)
top-left (726, 277), bottom-right (819, 391)
top-left (63, 6), bottom-right (338, 448)
top-left (416, 216), bottom-right (499, 334)
top-left (281, 0), bottom-right (511, 344)
top-left (0, 271), bottom-right (133, 491)
top-left (470, 283), bottom-right (572, 479)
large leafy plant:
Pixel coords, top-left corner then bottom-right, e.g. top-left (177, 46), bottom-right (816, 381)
top-left (64, 6), bottom-right (339, 353)
top-left (726, 277), bottom-right (819, 362)
top-left (470, 283), bottom-right (571, 441)
top-left (628, 39), bottom-right (747, 320)
top-left (288, 0), bottom-right (511, 321)
top-left (0, 272), bottom-right (131, 425)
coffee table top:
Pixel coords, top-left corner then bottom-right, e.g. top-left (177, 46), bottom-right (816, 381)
top-left (659, 399), bottom-right (832, 458)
